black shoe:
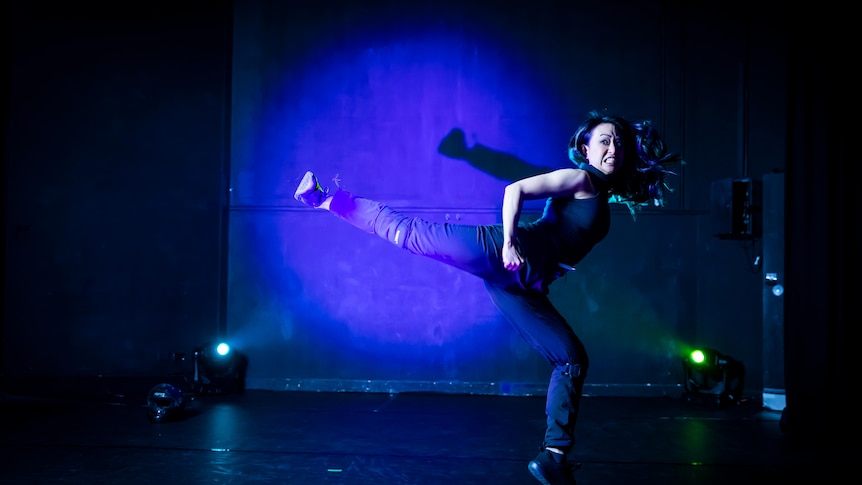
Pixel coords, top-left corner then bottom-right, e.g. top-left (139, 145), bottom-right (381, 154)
top-left (528, 450), bottom-right (580, 485)
top-left (294, 171), bottom-right (329, 207)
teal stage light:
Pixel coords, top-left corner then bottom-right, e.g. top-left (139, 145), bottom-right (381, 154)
top-left (192, 341), bottom-right (248, 395)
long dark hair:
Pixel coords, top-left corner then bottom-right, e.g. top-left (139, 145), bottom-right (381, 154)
top-left (568, 110), bottom-right (683, 217)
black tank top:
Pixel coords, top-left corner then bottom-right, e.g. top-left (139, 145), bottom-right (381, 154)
top-left (518, 167), bottom-right (611, 287)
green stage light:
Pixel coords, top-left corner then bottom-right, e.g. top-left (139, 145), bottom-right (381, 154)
top-left (682, 347), bottom-right (745, 407)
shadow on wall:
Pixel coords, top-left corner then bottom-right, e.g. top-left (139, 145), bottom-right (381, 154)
top-left (438, 127), bottom-right (557, 182)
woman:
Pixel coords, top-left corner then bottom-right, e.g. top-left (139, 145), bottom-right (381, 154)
top-left (294, 110), bottom-right (681, 485)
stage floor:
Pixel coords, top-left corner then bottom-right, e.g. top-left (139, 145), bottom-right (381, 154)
top-left (0, 378), bottom-right (846, 484)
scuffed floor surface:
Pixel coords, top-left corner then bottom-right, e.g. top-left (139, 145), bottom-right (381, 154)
top-left (0, 379), bottom-right (848, 484)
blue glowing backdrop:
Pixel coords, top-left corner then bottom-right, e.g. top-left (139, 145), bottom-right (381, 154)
top-left (226, 0), bottom-right (696, 395)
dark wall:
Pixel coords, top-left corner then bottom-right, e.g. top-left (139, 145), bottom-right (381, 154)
top-left (3, 1), bottom-right (232, 377)
top-left (224, 0), bottom-right (782, 397)
top-left (6, 1), bottom-right (845, 430)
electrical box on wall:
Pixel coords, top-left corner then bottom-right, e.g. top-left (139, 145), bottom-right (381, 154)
top-left (711, 177), bottom-right (762, 239)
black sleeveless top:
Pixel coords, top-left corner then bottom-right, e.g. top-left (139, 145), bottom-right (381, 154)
top-left (517, 166), bottom-right (611, 290)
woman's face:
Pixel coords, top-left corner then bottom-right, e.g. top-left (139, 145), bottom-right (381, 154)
top-left (582, 122), bottom-right (622, 175)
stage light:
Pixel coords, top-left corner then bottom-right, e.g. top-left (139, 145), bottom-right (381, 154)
top-left (146, 382), bottom-right (186, 423)
top-left (192, 341), bottom-right (248, 395)
top-left (216, 342), bottom-right (230, 356)
top-left (682, 347), bottom-right (745, 407)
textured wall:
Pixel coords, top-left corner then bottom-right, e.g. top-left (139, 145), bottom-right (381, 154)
top-left (226, 0), bottom-right (778, 396)
top-left (3, 1), bottom-right (790, 400)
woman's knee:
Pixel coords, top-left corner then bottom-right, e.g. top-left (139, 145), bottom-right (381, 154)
top-left (556, 362), bottom-right (587, 381)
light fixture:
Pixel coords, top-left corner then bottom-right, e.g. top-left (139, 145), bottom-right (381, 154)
top-left (682, 347), bottom-right (745, 407)
top-left (192, 341), bottom-right (248, 395)
top-left (146, 382), bottom-right (186, 423)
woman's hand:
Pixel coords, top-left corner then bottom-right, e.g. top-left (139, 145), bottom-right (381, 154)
top-left (502, 241), bottom-right (524, 271)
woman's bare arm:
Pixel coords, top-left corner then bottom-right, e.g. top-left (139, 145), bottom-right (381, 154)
top-left (500, 168), bottom-right (593, 271)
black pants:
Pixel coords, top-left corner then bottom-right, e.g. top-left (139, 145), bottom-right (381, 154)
top-left (329, 189), bottom-right (589, 450)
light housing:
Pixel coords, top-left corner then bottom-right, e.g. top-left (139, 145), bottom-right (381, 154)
top-left (682, 347), bottom-right (745, 406)
top-left (146, 382), bottom-right (185, 423)
top-left (192, 341), bottom-right (248, 395)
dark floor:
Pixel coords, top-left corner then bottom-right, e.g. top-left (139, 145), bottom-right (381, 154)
top-left (0, 377), bottom-right (847, 484)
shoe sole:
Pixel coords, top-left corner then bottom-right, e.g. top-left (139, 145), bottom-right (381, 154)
top-left (528, 462), bottom-right (553, 485)
top-left (294, 171), bottom-right (316, 201)
top-left (528, 461), bottom-right (577, 485)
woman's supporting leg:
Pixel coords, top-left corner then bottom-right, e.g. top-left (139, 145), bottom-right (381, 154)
top-left (483, 281), bottom-right (588, 451)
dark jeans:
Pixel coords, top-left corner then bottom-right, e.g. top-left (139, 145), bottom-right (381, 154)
top-left (329, 189), bottom-right (589, 451)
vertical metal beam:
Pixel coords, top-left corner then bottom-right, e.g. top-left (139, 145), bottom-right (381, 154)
top-left (761, 173), bottom-right (785, 410)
